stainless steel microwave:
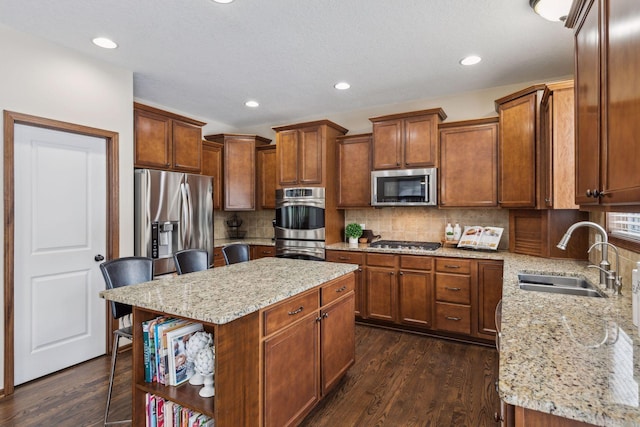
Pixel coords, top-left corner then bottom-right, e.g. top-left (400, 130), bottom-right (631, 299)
top-left (371, 168), bottom-right (437, 206)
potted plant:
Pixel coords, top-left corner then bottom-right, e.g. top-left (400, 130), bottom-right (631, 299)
top-left (345, 223), bottom-right (363, 247)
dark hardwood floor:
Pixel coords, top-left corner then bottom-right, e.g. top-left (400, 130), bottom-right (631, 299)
top-left (0, 325), bottom-right (499, 427)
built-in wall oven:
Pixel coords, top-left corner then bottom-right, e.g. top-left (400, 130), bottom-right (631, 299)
top-left (275, 187), bottom-right (325, 260)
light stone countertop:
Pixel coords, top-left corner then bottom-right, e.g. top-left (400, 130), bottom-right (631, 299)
top-left (326, 242), bottom-right (639, 426)
top-left (99, 257), bottom-right (357, 325)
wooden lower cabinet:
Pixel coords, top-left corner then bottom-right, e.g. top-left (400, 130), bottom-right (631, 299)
top-left (262, 274), bottom-right (355, 427)
top-left (212, 246), bottom-right (225, 267)
top-left (366, 253), bottom-right (397, 322)
top-left (325, 250), bottom-right (366, 317)
top-left (514, 406), bottom-right (594, 427)
top-left (477, 260), bottom-right (504, 339)
top-left (251, 245), bottom-right (276, 259)
top-left (398, 255), bottom-right (433, 329)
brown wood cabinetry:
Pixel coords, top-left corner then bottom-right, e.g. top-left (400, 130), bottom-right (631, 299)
top-left (514, 406), bottom-right (593, 427)
top-left (134, 103), bottom-right (205, 172)
top-left (567, 0), bottom-right (640, 208)
top-left (495, 87), bottom-right (544, 208)
top-left (439, 118), bottom-right (499, 207)
top-left (365, 253), bottom-right (398, 322)
top-left (509, 210), bottom-right (589, 259)
top-left (256, 145), bottom-right (277, 209)
top-left (434, 258), bottom-right (473, 335)
top-left (477, 260), bottom-right (503, 340)
top-left (273, 120), bottom-right (348, 188)
top-left (325, 250), bottom-right (366, 317)
top-left (369, 108), bottom-right (447, 170)
top-left (251, 244), bottom-right (275, 259)
top-left (202, 140), bottom-right (223, 210)
top-left (262, 274), bottom-right (355, 427)
top-left (336, 133), bottom-right (372, 208)
top-left (204, 134), bottom-right (271, 211)
top-left (398, 255), bottom-right (433, 329)
top-left (212, 246), bottom-right (225, 267)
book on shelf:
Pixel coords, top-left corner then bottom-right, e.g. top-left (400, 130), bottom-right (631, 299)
top-left (166, 322), bottom-right (205, 386)
top-left (146, 316), bottom-right (170, 383)
top-left (456, 226), bottom-right (504, 251)
top-left (154, 318), bottom-right (188, 385)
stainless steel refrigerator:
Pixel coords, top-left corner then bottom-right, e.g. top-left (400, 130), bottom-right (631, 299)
top-left (134, 169), bottom-right (213, 275)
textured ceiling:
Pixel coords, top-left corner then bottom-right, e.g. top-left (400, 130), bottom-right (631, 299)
top-left (0, 0), bottom-right (575, 130)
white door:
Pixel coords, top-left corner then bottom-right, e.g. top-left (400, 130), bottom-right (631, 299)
top-left (14, 124), bottom-right (107, 385)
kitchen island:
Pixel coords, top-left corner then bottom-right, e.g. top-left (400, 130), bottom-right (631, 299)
top-left (100, 257), bottom-right (358, 427)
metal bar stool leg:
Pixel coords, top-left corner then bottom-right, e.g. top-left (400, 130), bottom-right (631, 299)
top-left (104, 332), bottom-right (131, 425)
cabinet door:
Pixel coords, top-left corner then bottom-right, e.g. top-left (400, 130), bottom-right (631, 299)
top-left (498, 93), bottom-right (537, 208)
top-left (134, 108), bottom-right (172, 169)
top-left (257, 146), bottom-right (276, 209)
top-left (172, 120), bottom-right (202, 173)
top-left (404, 114), bottom-right (438, 167)
top-left (224, 137), bottom-right (256, 210)
top-left (366, 266), bottom-right (396, 321)
top-left (264, 314), bottom-right (319, 427)
top-left (372, 119), bottom-right (402, 169)
top-left (320, 292), bottom-right (355, 394)
top-left (276, 129), bottom-right (300, 186)
top-left (336, 134), bottom-right (372, 207)
top-left (603, 0), bottom-right (640, 205)
top-left (202, 141), bottom-right (223, 210)
top-left (398, 270), bottom-right (432, 328)
top-left (251, 245), bottom-right (275, 259)
top-left (299, 126), bottom-right (323, 185)
top-left (477, 261), bottom-right (503, 339)
top-left (439, 121), bottom-right (498, 207)
top-left (574, 0), bottom-right (601, 206)
top-left (212, 246), bottom-right (225, 268)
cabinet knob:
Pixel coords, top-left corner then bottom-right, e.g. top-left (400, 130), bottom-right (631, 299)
top-left (494, 412), bottom-right (504, 422)
top-left (399, 271), bottom-right (404, 275)
top-left (586, 189), bottom-right (592, 197)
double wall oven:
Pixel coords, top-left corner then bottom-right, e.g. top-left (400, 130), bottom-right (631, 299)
top-left (275, 187), bottom-right (325, 261)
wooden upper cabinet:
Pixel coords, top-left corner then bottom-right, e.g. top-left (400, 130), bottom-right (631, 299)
top-left (369, 108), bottom-right (446, 170)
top-left (439, 118), bottom-right (498, 208)
top-left (336, 133), bottom-right (372, 208)
top-left (202, 140), bottom-right (223, 210)
top-left (273, 120), bottom-right (348, 188)
top-left (134, 103), bottom-right (205, 173)
top-left (257, 144), bottom-right (277, 209)
top-left (495, 88), bottom-right (542, 208)
top-left (567, 0), bottom-right (640, 207)
top-left (204, 134), bottom-right (271, 211)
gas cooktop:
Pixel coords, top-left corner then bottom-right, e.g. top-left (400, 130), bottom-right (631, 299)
top-left (369, 240), bottom-right (441, 251)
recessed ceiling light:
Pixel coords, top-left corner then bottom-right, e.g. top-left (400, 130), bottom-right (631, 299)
top-left (92, 37), bottom-right (118, 49)
top-left (211, 0), bottom-right (234, 3)
top-left (334, 82), bottom-right (351, 90)
top-left (460, 55), bottom-right (482, 66)
top-left (245, 100), bottom-right (259, 108)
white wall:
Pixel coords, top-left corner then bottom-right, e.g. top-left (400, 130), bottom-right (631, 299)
top-left (0, 24), bottom-right (134, 387)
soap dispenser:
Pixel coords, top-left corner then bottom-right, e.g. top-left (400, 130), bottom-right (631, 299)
top-left (453, 223), bottom-right (462, 241)
top-left (445, 223), bottom-right (454, 241)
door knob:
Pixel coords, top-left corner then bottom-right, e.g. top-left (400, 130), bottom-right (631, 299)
top-left (94, 254), bottom-right (105, 262)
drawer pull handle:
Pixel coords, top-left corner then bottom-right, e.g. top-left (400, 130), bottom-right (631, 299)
top-left (446, 316), bottom-right (462, 321)
top-left (444, 265), bottom-right (461, 269)
top-left (262, 250), bottom-right (272, 254)
top-left (288, 306), bottom-right (304, 316)
top-left (339, 256), bottom-right (349, 260)
top-left (445, 287), bottom-right (461, 291)
top-left (336, 286), bottom-right (347, 293)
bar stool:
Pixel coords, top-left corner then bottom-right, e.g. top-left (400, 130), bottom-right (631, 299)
top-left (100, 256), bottom-right (153, 426)
top-left (222, 243), bottom-right (250, 265)
top-left (173, 249), bottom-right (210, 274)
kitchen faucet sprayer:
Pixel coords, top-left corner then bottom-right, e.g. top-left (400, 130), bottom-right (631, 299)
top-left (556, 221), bottom-right (610, 288)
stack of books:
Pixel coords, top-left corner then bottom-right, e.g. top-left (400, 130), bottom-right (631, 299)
top-left (146, 393), bottom-right (214, 427)
top-left (142, 316), bottom-right (205, 386)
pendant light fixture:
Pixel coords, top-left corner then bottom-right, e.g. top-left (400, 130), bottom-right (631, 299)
top-left (529, 0), bottom-right (573, 22)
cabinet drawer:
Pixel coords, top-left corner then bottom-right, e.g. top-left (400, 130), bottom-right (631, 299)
top-left (435, 274), bottom-right (471, 304)
top-left (435, 258), bottom-right (471, 274)
top-left (400, 255), bottom-right (433, 271)
top-left (252, 245), bottom-right (275, 259)
top-left (326, 250), bottom-right (365, 265)
top-left (321, 274), bottom-right (355, 306)
top-left (263, 290), bottom-right (319, 336)
top-left (366, 253), bottom-right (397, 268)
top-left (435, 302), bottom-right (471, 335)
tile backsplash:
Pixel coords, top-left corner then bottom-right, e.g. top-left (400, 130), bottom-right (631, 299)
top-left (214, 210), bottom-right (275, 240)
top-left (345, 207), bottom-right (510, 249)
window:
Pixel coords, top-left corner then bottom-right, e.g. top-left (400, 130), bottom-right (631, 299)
top-left (607, 212), bottom-right (640, 250)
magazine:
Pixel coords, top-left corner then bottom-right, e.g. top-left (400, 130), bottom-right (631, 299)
top-left (456, 226), bottom-right (503, 250)
top-left (165, 322), bottom-right (205, 386)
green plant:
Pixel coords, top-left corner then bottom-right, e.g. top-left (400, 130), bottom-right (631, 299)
top-left (345, 223), bottom-right (363, 239)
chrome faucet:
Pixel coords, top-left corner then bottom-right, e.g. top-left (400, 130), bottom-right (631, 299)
top-left (556, 221), bottom-right (610, 288)
top-left (588, 242), bottom-right (622, 295)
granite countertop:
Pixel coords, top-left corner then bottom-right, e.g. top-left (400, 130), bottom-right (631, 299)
top-left (99, 257), bottom-right (357, 325)
top-left (326, 242), bottom-right (639, 426)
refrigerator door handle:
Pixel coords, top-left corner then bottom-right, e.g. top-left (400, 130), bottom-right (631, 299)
top-left (185, 182), bottom-right (194, 247)
top-left (180, 183), bottom-right (190, 249)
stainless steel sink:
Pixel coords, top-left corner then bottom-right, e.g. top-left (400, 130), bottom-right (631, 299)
top-left (518, 273), bottom-right (606, 298)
